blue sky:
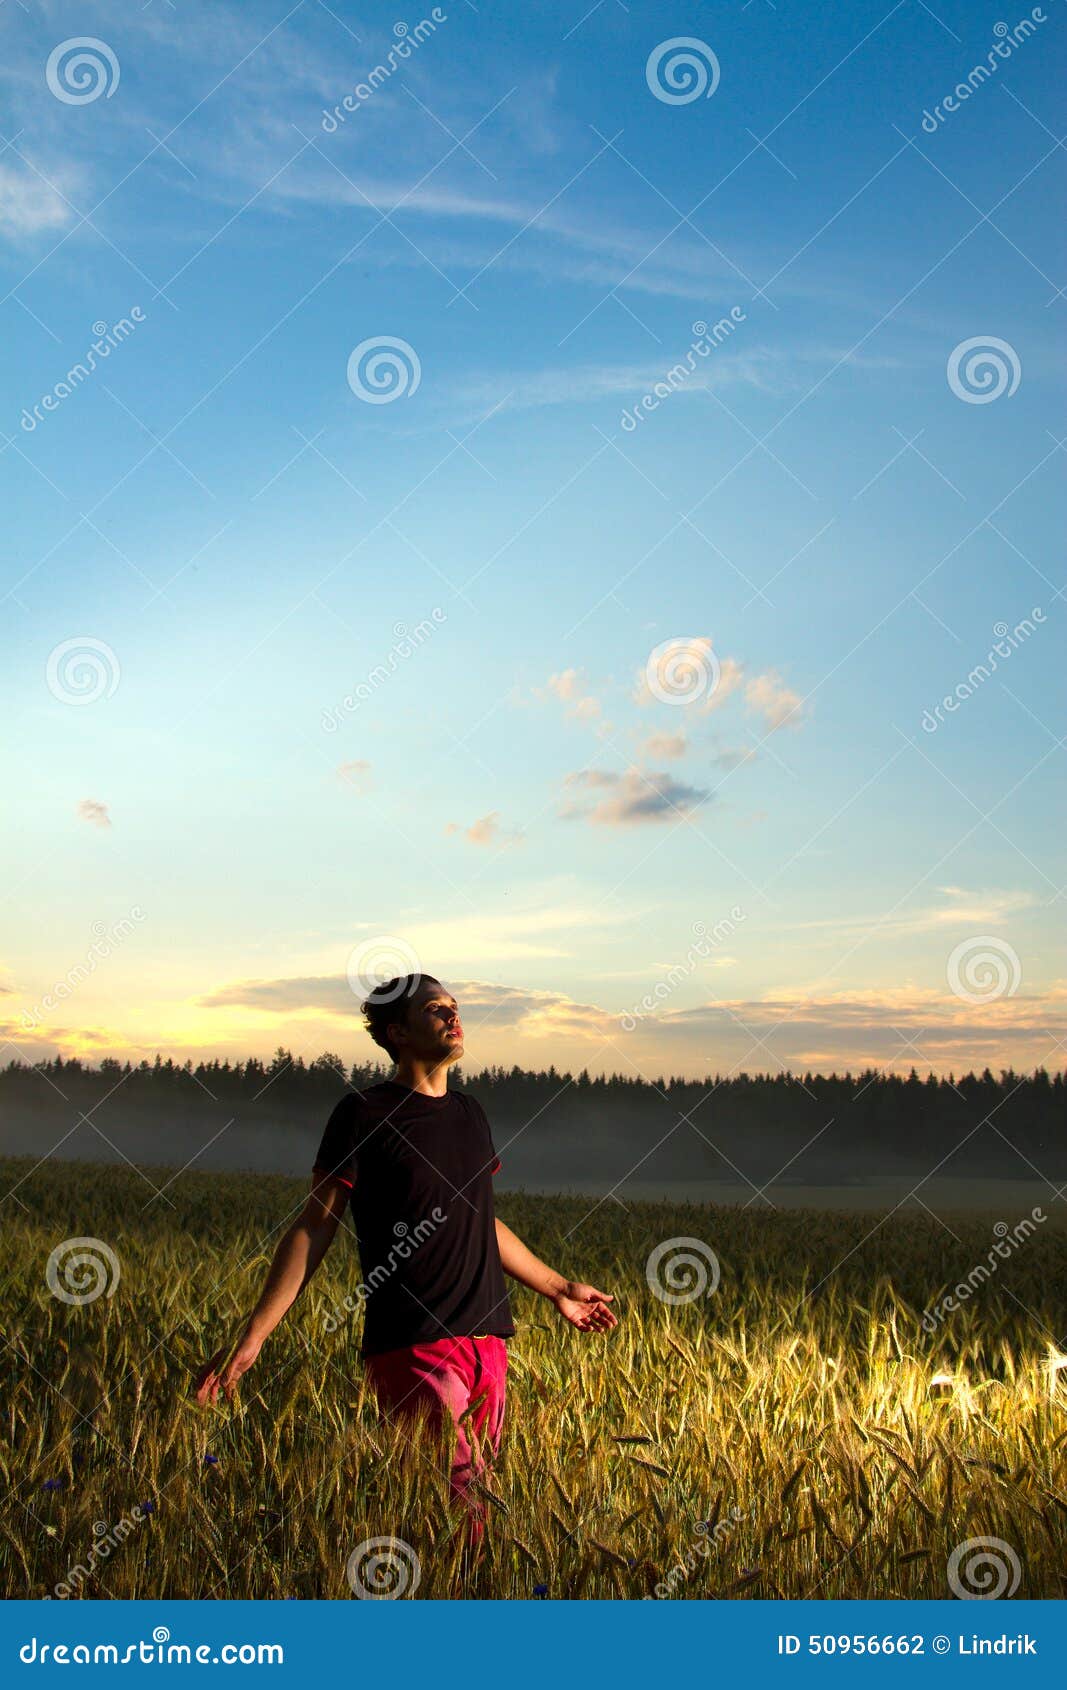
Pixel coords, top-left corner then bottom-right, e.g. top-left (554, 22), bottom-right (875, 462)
top-left (2, 0), bottom-right (1064, 1079)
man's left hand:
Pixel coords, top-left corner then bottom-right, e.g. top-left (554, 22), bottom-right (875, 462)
top-left (551, 1281), bottom-right (617, 1332)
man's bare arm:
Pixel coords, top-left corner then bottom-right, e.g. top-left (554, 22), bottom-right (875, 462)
top-left (195, 1173), bottom-right (350, 1403)
top-left (495, 1217), bottom-right (617, 1333)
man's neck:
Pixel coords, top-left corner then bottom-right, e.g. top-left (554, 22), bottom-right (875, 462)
top-left (392, 1059), bottom-right (450, 1098)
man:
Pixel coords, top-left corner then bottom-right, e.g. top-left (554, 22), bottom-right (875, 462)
top-left (195, 973), bottom-right (616, 1533)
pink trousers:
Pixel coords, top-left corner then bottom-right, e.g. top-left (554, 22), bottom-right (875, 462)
top-left (364, 1335), bottom-right (508, 1534)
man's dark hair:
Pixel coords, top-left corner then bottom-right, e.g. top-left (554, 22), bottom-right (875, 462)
top-left (361, 974), bottom-right (441, 1062)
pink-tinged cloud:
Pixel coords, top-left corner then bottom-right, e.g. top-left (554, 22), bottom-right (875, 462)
top-left (641, 730), bottom-right (687, 760)
top-left (704, 655), bottom-right (745, 712)
top-left (192, 973), bottom-right (1067, 1077)
top-left (77, 800), bottom-right (110, 829)
top-left (445, 811), bottom-right (523, 848)
top-left (745, 669), bottom-right (805, 731)
top-left (633, 645), bottom-right (744, 713)
top-left (544, 668), bottom-right (602, 722)
top-left (560, 767), bottom-right (709, 826)
top-left (337, 759), bottom-right (371, 790)
top-left (197, 973), bottom-right (617, 1039)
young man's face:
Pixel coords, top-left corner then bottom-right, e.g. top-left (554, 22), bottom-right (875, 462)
top-left (391, 980), bottom-right (464, 1065)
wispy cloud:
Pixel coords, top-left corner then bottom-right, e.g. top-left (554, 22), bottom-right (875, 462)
top-left (0, 158), bottom-right (79, 238)
top-left (196, 971), bottom-right (616, 1041)
top-left (648, 985), bottom-right (1067, 1050)
top-left (778, 887), bottom-right (1038, 941)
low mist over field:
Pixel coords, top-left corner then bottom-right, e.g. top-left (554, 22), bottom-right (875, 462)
top-left (3, 1054), bottom-right (1063, 1212)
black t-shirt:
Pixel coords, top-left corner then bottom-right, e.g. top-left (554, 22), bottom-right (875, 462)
top-left (313, 1081), bottom-right (514, 1356)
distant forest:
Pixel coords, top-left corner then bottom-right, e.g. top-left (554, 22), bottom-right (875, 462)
top-left (1, 1052), bottom-right (1063, 1189)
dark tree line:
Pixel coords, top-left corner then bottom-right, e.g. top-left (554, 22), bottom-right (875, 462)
top-left (1, 1051), bottom-right (1063, 1175)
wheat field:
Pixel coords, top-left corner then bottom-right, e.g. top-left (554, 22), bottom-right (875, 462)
top-left (1, 1156), bottom-right (1064, 1600)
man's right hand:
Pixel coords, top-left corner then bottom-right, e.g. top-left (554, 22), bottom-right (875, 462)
top-left (194, 1332), bottom-right (263, 1405)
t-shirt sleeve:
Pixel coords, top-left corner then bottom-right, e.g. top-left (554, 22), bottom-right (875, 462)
top-left (312, 1093), bottom-right (364, 1188)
